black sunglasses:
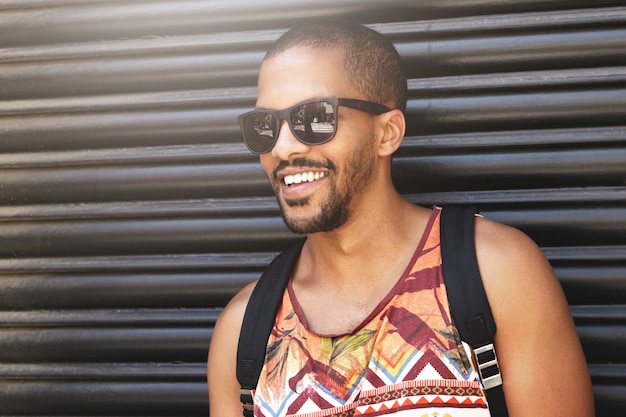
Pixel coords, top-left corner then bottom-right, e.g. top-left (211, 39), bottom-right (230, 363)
top-left (238, 97), bottom-right (391, 154)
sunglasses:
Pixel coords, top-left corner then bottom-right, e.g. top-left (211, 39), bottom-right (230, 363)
top-left (238, 97), bottom-right (391, 154)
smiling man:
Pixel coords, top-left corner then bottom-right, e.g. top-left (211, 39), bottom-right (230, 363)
top-left (208, 22), bottom-right (594, 417)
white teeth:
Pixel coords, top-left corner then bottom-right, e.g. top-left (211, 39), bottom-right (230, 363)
top-left (284, 171), bottom-right (326, 186)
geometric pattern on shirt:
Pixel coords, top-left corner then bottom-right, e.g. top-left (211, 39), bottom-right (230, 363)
top-left (253, 209), bottom-right (490, 417)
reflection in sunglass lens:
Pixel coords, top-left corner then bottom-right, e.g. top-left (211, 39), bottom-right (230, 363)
top-left (243, 112), bottom-right (277, 153)
top-left (290, 100), bottom-right (337, 144)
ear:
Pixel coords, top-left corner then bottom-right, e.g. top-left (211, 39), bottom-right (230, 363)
top-left (377, 109), bottom-right (406, 157)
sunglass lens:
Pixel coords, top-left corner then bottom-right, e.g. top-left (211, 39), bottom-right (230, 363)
top-left (242, 112), bottom-right (277, 153)
top-left (290, 100), bottom-right (336, 144)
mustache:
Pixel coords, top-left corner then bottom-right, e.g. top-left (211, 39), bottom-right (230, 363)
top-left (272, 158), bottom-right (335, 180)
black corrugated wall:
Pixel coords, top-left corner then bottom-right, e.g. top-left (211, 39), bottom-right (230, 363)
top-left (0, 1), bottom-right (624, 415)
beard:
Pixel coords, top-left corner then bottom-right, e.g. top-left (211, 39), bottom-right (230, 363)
top-left (274, 145), bottom-right (376, 235)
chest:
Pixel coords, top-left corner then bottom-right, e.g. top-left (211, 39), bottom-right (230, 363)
top-left (290, 285), bottom-right (388, 336)
top-left (254, 271), bottom-right (483, 416)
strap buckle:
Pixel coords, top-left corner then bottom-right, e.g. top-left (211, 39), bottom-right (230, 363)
top-left (474, 343), bottom-right (503, 390)
top-left (240, 388), bottom-right (254, 415)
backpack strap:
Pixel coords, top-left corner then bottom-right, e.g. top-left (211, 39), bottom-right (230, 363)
top-left (236, 239), bottom-right (305, 417)
top-left (440, 206), bottom-right (509, 417)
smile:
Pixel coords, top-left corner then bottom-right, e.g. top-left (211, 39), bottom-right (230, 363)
top-left (283, 171), bottom-right (326, 187)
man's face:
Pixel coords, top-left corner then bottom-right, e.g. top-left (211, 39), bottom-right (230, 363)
top-left (256, 46), bottom-right (378, 235)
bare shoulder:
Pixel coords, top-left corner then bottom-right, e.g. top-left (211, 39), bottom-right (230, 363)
top-left (472, 216), bottom-right (595, 416)
top-left (207, 280), bottom-right (257, 417)
top-left (472, 215), bottom-right (570, 341)
top-left (211, 280), bottom-right (257, 353)
top-left (472, 216), bottom-right (577, 328)
top-left (473, 216), bottom-right (556, 301)
top-left (209, 279), bottom-right (257, 358)
top-left (216, 280), bottom-right (257, 331)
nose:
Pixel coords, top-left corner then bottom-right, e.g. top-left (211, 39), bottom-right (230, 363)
top-left (271, 120), bottom-right (310, 160)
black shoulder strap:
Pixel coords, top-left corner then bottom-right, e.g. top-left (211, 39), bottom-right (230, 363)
top-left (440, 206), bottom-right (509, 417)
top-left (236, 239), bottom-right (305, 417)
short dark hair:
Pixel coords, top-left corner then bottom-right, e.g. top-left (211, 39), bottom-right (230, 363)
top-left (264, 22), bottom-right (407, 113)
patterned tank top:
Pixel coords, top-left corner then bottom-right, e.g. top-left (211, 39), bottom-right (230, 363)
top-left (252, 207), bottom-right (491, 416)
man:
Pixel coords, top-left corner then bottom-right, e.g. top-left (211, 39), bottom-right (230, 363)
top-left (208, 22), bottom-right (594, 416)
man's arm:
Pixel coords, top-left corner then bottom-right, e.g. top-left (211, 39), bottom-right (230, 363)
top-left (208, 282), bottom-right (256, 417)
top-left (475, 217), bottom-right (595, 416)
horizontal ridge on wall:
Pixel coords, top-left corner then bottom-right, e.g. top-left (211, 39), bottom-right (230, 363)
top-left (3, 1), bottom-right (623, 47)
top-left (3, 9), bottom-right (626, 96)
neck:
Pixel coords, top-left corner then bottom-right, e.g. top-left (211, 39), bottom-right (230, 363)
top-left (289, 191), bottom-right (433, 335)
top-left (297, 188), bottom-right (430, 287)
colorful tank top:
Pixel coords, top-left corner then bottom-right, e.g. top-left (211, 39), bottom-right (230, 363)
top-left (253, 208), bottom-right (490, 416)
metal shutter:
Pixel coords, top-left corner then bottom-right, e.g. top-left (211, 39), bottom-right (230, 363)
top-left (0, 1), bottom-right (624, 415)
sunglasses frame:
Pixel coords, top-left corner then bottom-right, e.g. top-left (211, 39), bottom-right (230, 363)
top-left (238, 97), bottom-right (391, 154)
